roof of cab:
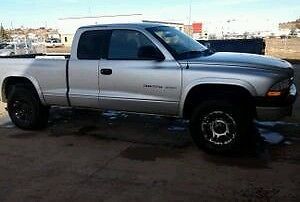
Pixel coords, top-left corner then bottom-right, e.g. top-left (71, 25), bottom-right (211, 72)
top-left (78, 23), bottom-right (166, 30)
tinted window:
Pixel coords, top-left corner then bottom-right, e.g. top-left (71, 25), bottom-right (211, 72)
top-left (147, 26), bottom-right (210, 60)
top-left (77, 30), bottom-right (111, 60)
top-left (108, 30), bottom-right (158, 60)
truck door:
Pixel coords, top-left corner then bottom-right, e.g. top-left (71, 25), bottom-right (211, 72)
top-left (68, 30), bottom-right (111, 108)
top-left (98, 29), bottom-right (181, 116)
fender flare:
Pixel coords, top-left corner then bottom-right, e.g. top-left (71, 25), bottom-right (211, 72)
top-left (179, 78), bottom-right (257, 117)
top-left (1, 75), bottom-right (46, 105)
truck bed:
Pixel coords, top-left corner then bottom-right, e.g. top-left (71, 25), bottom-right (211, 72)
top-left (0, 55), bottom-right (69, 106)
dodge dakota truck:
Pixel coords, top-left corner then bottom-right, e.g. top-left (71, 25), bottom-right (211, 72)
top-left (0, 23), bottom-right (297, 152)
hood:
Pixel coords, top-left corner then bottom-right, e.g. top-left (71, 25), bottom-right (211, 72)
top-left (180, 52), bottom-right (293, 73)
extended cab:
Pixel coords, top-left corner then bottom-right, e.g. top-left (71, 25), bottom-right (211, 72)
top-left (0, 23), bottom-right (297, 152)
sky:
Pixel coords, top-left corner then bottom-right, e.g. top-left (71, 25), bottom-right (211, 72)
top-left (0, 0), bottom-right (299, 29)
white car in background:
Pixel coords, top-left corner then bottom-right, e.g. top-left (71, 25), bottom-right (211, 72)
top-left (0, 43), bottom-right (8, 49)
top-left (0, 44), bottom-right (16, 56)
top-left (0, 43), bottom-right (29, 56)
top-left (45, 39), bottom-right (63, 48)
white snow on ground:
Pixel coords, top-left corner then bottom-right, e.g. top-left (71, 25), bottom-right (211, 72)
top-left (255, 121), bottom-right (300, 127)
top-left (255, 121), bottom-right (299, 144)
top-left (258, 128), bottom-right (285, 144)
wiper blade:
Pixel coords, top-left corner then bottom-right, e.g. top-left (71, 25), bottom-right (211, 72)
top-left (179, 50), bottom-right (203, 55)
top-left (177, 49), bottom-right (212, 59)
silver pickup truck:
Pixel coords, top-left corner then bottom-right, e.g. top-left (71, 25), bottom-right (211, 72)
top-left (0, 23), bottom-right (297, 152)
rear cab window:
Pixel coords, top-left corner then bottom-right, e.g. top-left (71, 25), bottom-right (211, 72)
top-left (108, 29), bottom-right (162, 60)
top-left (77, 30), bottom-right (111, 60)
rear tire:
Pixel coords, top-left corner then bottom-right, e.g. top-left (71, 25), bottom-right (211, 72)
top-left (7, 86), bottom-right (49, 130)
top-left (189, 99), bottom-right (253, 153)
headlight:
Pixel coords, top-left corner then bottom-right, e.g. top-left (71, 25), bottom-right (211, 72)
top-left (267, 78), bottom-right (292, 97)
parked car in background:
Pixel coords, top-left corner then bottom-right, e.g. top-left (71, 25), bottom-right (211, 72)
top-left (0, 43), bottom-right (8, 49)
top-left (0, 43), bottom-right (30, 56)
top-left (45, 38), bottom-right (63, 48)
top-left (0, 44), bottom-right (16, 56)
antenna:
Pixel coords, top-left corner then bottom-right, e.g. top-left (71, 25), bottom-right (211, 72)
top-left (186, 0), bottom-right (192, 68)
top-left (88, 0), bottom-right (92, 15)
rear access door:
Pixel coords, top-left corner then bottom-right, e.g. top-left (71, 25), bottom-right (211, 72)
top-left (68, 29), bottom-right (111, 108)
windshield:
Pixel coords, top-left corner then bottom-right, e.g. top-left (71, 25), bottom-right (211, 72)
top-left (147, 26), bottom-right (210, 60)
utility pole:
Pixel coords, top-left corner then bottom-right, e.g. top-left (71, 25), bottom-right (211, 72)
top-left (188, 0), bottom-right (192, 36)
top-left (0, 23), bottom-right (5, 41)
top-left (0, 23), bottom-right (2, 42)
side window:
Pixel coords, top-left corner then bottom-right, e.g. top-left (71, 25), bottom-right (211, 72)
top-left (108, 30), bottom-right (160, 60)
top-left (77, 30), bottom-right (111, 60)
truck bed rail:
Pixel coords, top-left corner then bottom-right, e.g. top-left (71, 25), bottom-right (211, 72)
top-left (0, 53), bottom-right (70, 59)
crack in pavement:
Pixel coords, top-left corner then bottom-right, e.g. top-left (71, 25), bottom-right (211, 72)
top-left (78, 144), bottom-right (131, 185)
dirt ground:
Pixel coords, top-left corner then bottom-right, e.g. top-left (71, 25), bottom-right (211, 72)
top-left (266, 38), bottom-right (300, 60)
top-left (46, 46), bottom-right (71, 54)
top-left (0, 65), bottom-right (299, 201)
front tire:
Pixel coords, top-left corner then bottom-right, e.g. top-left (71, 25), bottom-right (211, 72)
top-left (190, 99), bottom-right (253, 153)
top-left (7, 86), bottom-right (49, 130)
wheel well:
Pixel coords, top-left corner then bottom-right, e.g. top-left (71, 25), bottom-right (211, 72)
top-left (2, 77), bottom-right (38, 102)
top-left (183, 84), bottom-right (255, 119)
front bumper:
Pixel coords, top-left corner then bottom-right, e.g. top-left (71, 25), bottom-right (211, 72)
top-left (256, 84), bottom-right (297, 121)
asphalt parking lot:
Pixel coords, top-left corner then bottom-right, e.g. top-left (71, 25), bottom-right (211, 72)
top-left (0, 64), bottom-right (299, 201)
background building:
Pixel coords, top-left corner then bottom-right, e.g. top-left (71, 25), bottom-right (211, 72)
top-left (57, 14), bottom-right (185, 47)
top-left (58, 14), bottom-right (143, 47)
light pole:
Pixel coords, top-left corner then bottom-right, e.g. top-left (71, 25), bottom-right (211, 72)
top-left (188, 0), bottom-right (192, 36)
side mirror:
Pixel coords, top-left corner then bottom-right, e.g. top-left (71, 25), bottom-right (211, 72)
top-left (138, 46), bottom-right (165, 61)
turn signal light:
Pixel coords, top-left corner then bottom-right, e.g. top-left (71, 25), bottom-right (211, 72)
top-left (267, 91), bottom-right (282, 97)
top-left (267, 79), bottom-right (292, 97)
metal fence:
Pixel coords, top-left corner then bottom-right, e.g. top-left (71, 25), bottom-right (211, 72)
top-left (198, 38), bottom-right (265, 55)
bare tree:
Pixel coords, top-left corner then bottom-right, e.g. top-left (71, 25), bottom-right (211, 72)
top-left (0, 23), bottom-right (10, 41)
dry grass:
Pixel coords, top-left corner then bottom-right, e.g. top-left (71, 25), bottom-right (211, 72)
top-left (0, 102), bottom-right (7, 118)
top-left (266, 38), bottom-right (300, 60)
top-left (46, 46), bottom-right (71, 54)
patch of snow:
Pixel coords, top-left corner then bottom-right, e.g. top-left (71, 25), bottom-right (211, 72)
top-left (258, 128), bottom-right (285, 144)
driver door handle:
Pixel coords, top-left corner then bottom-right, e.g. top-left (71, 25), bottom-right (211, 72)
top-left (100, 68), bottom-right (112, 75)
